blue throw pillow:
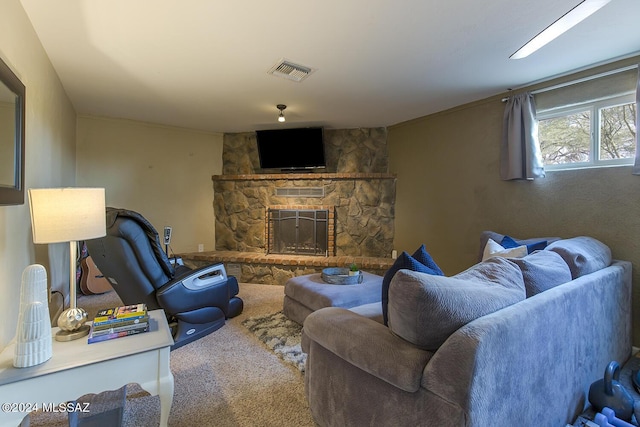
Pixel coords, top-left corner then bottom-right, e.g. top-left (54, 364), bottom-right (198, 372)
top-left (412, 244), bottom-right (444, 276)
top-left (501, 235), bottom-right (547, 254)
top-left (382, 248), bottom-right (443, 325)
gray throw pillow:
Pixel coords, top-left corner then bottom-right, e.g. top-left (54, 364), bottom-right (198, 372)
top-left (510, 250), bottom-right (572, 297)
top-left (387, 257), bottom-right (525, 351)
top-left (546, 236), bottom-right (612, 279)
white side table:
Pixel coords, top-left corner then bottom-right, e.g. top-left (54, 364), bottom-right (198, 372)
top-left (0, 309), bottom-right (174, 427)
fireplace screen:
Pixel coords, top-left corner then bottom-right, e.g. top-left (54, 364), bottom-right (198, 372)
top-left (267, 208), bottom-right (329, 256)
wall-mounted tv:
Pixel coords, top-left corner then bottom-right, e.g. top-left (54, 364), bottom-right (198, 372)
top-left (256, 127), bottom-right (326, 171)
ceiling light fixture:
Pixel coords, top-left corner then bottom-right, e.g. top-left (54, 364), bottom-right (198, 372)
top-left (277, 104), bottom-right (286, 123)
top-left (510, 0), bottom-right (612, 59)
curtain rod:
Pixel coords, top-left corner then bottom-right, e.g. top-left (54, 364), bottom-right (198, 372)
top-left (501, 63), bottom-right (638, 102)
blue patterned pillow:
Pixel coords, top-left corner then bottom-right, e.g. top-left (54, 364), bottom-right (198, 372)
top-left (501, 235), bottom-right (547, 254)
top-left (382, 248), bottom-right (443, 325)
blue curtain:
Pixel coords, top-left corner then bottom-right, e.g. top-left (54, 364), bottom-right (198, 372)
top-left (500, 92), bottom-right (545, 180)
top-left (632, 65), bottom-right (640, 175)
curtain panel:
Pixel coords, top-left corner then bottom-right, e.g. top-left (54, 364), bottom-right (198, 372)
top-left (500, 92), bottom-right (545, 180)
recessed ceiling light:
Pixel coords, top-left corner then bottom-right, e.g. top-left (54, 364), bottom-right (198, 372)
top-left (510, 0), bottom-right (612, 59)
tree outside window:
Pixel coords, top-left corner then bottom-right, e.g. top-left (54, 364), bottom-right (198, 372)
top-left (599, 103), bottom-right (636, 160)
top-left (538, 94), bottom-right (636, 169)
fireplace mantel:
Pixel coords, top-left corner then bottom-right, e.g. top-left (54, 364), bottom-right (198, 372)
top-left (212, 172), bottom-right (396, 181)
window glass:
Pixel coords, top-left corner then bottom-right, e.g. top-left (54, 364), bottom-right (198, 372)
top-left (599, 102), bottom-right (636, 161)
top-left (537, 93), bottom-right (636, 170)
top-left (539, 110), bottom-right (591, 165)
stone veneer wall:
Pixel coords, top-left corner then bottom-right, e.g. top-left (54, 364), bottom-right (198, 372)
top-left (214, 128), bottom-right (396, 258)
top-left (222, 128), bottom-right (389, 175)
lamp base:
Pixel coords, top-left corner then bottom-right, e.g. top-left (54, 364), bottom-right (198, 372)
top-left (56, 306), bottom-right (89, 342)
top-left (55, 324), bottom-right (91, 342)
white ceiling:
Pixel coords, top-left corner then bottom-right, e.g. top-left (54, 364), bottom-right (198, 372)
top-left (19, 0), bottom-right (640, 133)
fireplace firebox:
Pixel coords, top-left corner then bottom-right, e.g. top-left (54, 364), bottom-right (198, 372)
top-left (266, 207), bottom-right (333, 256)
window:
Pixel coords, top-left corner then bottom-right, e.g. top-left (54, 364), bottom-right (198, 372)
top-left (534, 66), bottom-right (637, 170)
top-left (537, 93), bottom-right (636, 169)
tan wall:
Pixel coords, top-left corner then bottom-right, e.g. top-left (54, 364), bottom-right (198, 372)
top-left (76, 116), bottom-right (223, 253)
top-left (388, 57), bottom-right (640, 344)
top-left (0, 0), bottom-right (77, 349)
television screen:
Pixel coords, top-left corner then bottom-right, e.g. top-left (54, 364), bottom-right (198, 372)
top-left (256, 127), bottom-right (326, 170)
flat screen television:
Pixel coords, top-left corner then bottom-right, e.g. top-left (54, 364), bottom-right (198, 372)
top-left (256, 127), bottom-right (326, 170)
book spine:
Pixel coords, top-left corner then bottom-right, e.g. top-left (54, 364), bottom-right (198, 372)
top-left (115, 304), bottom-right (147, 317)
top-left (93, 304), bottom-right (147, 323)
top-left (91, 322), bottom-right (149, 337)
top-left (88, 326), bottom-right (149, 344)
top-left (93, 313), bottom-right (147, 326)
top-left (93, 309), bottom-right (117, 323)
top-left (114, 311), bottom-right (147, 319)
top-left (92, 316), bottom-right (149, 330)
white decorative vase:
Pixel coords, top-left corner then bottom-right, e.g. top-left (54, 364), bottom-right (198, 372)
top-left (13, 264), bottom-right (53, 368)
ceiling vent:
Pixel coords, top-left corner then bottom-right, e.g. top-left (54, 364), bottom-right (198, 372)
top-left (268, 59), bottom-right (315, 82)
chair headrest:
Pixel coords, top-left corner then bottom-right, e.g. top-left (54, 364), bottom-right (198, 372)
top-left (105, 207), bottom-right (175, 278)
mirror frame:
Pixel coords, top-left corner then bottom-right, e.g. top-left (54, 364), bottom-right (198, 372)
top-left (0, 56), bottom-right (25, 205)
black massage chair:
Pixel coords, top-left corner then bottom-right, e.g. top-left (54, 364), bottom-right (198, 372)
top-left (86, 207), bottom-right (243, 349)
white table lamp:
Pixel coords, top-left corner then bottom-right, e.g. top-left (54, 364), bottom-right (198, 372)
top-left (28, 188), bottom-right (106, 341)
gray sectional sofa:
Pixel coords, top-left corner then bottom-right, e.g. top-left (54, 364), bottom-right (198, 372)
top-left (301, 235), bottom-right (632, 426)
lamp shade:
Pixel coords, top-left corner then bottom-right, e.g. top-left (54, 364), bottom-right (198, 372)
top-left (28, 188), bottom-right (106, 244)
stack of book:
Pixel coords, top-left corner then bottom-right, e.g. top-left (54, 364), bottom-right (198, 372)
top-left (87, 303), bottom-right (149, 344)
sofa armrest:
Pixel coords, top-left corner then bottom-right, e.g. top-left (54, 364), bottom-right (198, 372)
top-left (174, 263), bottom-right (229, 290)
top-left (421, 260), bottom-right (632, 426)
top-left (303, 307), bottom-right (433, 392)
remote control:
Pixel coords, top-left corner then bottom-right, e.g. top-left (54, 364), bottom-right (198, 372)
top-left (163, 226), bottom-right (172, 246)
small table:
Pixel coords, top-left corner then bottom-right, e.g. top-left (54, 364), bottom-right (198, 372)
top-left (0, 309), bottom-right (174, 427)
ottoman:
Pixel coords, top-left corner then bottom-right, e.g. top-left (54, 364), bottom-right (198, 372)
top-left (283, 271), bottom-right (383, 324)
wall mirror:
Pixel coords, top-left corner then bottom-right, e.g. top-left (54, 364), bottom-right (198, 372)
top-left (0, 56), bottom-right (25, 205)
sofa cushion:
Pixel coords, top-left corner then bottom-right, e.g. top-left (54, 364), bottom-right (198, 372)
top-left (482, 238), bottom-right (527, 261)
top-left (479, 231), bottom-right (561, 262)
top-left (546, 236), bottom-right (612, 279)
top-left (349, 302), bottom-right (384, 324)
top-left (387, 257), bottom-right (525, 351)
top-left (510, 250), bottom-right (572, 297)
top-left (501, 235), bottom-right (548, 253)
top-left (382, 249), bottom-right (443, 325)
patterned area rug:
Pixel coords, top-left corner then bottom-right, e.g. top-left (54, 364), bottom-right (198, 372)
top-left (242, 311), bottom-right (306, 373)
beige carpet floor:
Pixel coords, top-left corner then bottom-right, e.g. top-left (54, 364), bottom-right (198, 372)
top-left (28, 283), bottom-right (316, 427)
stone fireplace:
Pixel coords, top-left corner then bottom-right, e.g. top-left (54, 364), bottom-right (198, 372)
top-left (181, 128), bottom-right (397, 285)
